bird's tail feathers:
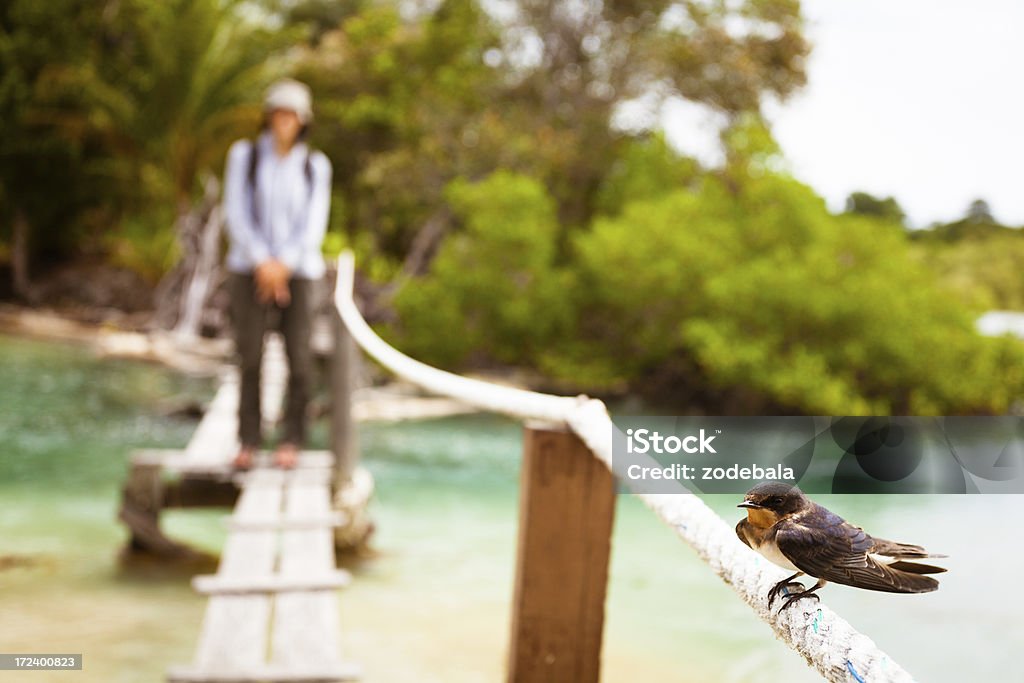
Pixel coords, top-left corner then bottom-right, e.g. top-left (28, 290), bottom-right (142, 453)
top-left (888, 560), bottom-right (947, 575)
top-left (873, 538), bottom-right (947, 560)
top-left (890, 570), bottom-right (941, 593)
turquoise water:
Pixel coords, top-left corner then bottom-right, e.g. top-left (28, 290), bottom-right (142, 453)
top-left (0, 333), bottom-right (1019, 682)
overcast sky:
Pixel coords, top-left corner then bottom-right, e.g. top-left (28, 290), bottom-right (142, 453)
top-left (662, 0), bottom-right (1024, 228)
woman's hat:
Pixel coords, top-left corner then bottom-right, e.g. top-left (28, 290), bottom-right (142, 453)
top-left (264, 79), bottom-right (313, 123)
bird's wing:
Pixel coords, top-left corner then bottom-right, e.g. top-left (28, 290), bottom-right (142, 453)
top-left (775, 519), bottom-right (939, 594)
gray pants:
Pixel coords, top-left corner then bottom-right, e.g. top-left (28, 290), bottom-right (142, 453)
top-left (229, 273), bottom-right (316, 448)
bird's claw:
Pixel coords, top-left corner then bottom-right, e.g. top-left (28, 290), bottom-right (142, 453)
top-left (778, 589), bottom-right (821, 613)
top-left (767, 580), bottom-right (805, 608)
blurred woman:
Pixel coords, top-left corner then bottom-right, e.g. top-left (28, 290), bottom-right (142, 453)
top-left (222, 78), bottom-right (332, 469)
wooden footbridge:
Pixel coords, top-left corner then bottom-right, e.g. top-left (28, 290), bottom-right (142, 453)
top-left (121, 332), bottom-right (365, 681)
top-left (168, 463), bottom-right (358, 682)
top-left (120, 252), bottom-right (921, 683)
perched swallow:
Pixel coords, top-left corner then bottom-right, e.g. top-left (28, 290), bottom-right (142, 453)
top-left (736, 482), bottom-right (947, 611)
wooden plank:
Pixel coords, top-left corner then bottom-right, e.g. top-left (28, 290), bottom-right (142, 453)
top-left (182, 375), bottom-right (241, 466)
top-left (270, 480), bottom-right (357, 678)
top-left (288, 468), bottom-right (336, 485)
top-left (183, 596), bottom-right (270, 678)
top-left (232, 468), bottom-right (333, 490)
top-left (192, 571), bottom-right (352, 594)
top-left (278, 482), bottom-right (335, 575)
top-left (185, 471), bottom-right (282, 676)
top-left (270, 593), bottom-right (359, 681)
top-left (132, 449), bottom-right (335, 476)
top-left (167, 662), bottom-right (361, 682)
top-left (164, 320), bottom-right (358, 680)
top-left (224, 511), bottom-right (348, 531)
top-left (230, 469), bottom-right (285, 521)
top-left (507, 422), bottom-right (616, 683)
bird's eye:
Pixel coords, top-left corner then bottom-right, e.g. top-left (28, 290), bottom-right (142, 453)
top-left (770, 496), bottom-right (783, 507)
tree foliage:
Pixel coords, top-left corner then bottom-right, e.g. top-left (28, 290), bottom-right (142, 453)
top-left (392, 171), bottom-right (571, 366)
top-left (290, 0), bottom-right (808, 268)
top-left (388, 154), bottom-right (1024, 414)
top-left (844, 191), bottom-right (905, 226)
top-left (911, 199), bottom-right (1024, 311)
top-left (1, 0), bottom-right (288, 281)
top-left (0, 0), bottom-right (104, 264)
top-left (2, 0), bottom-right (1020, 415)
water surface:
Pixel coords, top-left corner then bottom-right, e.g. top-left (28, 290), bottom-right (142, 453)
top-left (0, 334), bottom-right (1017, 681)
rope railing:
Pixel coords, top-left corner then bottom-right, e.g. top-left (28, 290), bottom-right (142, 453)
top-left (333, 251), bottom-right (915, 683)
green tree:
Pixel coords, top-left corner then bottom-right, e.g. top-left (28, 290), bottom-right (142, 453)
top-left (0, 1), bottom-right (107, 298)
top-left (914, 199), bottom-right (1017, 243)
top-left (567, 170), bottom-right (1023, 414)
top-left (593, 133), bottom-right (700, 217)
top-left (391, 171), bottom-right (571, 367)
top-left (912, 227), bottom-right (1024, 310)
top-left (0, 0), bottom-right (289, 287)
top-left (294, 0), bottom-right (505, 275)
top-left (844, 191), bottom-right (905, 226)
top-left (86, 0), bottom-right (291, 277)
top-left (966, 198), bottom-right (995, 224)
top-left (501, 0), bottom-right (809, 229)
top-left (272, 0), bottom-right (367, 45)
top-left (293, 0), bottom-right (809, 276)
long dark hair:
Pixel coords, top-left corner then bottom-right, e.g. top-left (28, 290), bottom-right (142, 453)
top-left (260, 112), bottom-right (310, 141)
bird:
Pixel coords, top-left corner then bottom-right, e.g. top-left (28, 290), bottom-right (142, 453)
top-left (736, 482), bottom-right (947, 612)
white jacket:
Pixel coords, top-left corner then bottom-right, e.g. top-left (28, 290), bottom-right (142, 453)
top-left (223, 132), bottom-right (332, 279)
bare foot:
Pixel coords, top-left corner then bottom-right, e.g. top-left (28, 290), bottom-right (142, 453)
top-left (232, 445), bottom-right (256, 470)
top-left (273, 442), bottom-right (299, 469)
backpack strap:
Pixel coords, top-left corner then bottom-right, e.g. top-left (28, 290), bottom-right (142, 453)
top-left (246, 139), bottom-right (261, 225)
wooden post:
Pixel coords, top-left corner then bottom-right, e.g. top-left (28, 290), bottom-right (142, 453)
top-left (121, 459), bottom-right (163, 549)
top-left (118, 453), bottom-right (198, 557)
top-left (330, 308), bottom-right (359, 489)
top-left (508, 421), bottom-right (617, 683)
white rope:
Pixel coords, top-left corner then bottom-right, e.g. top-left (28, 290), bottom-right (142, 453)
top-left (567, 400), bottom-right (913, 683)
top-left (333, 252), bottom-right (916, 683)
top-left (333, 252), bottom-right (580, 422)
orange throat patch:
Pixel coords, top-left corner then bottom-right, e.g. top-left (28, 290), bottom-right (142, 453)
top-left (745, 507), bottom-right (780, 529)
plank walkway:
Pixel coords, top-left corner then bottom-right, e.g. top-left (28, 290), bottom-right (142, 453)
top-left (168, 468), bottom-right (359, 682)
top-left (162, 333), bottom-right (359, 682)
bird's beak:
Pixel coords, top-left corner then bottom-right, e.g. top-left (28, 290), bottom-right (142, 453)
top-left (737, 501), bottom-right (762, 509)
